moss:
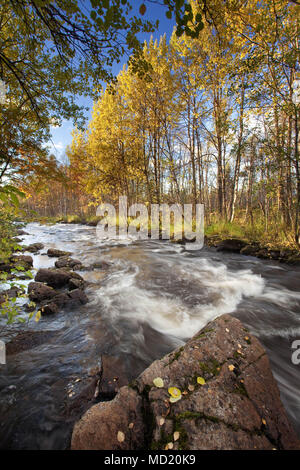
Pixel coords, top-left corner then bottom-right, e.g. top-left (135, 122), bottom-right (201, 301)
top-left (233, 381), bottom-right (249, 398)
top-left (150, 430), bottom-right (174, 451)
top-left (199, 358), bottom-right (222, 377)
top-left (168, 346), bottom-right (184, 365)
top-left (173, 422), bottom-right (189, 450)
top-left (194, 328), bottom-right (214, 340)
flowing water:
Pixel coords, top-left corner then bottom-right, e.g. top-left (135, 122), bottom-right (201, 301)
top-left (0, 223), bottom-right (299, 449)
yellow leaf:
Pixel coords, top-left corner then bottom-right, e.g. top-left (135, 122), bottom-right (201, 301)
top-left (35, 310), bottom-right (41, 322)
top-left (153, 377), bottom-right (164, 388)
top-left (197, 376), bottom-right (206, 385)
top-left (169, 396), bottom-right (182, 403)
top-left (228, 365), bottom-right (235, 372)
top-left (168, 387), bottom-right (181, 398)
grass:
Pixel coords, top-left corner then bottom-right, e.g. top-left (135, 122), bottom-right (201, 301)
top-left (205, 211), bottom-right (298, 251)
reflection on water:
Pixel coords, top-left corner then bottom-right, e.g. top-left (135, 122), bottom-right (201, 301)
top-left (0, 222), bottom-right (300, 449)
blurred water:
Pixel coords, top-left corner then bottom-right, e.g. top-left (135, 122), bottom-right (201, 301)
top-left (0, 222), bottom-right (299, 448)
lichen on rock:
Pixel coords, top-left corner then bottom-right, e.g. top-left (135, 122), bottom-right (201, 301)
top-left (71, 314), bottom-right (300, 450)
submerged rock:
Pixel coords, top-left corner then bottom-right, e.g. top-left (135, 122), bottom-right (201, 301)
top-left (216, 239), bottom-right (246, 253)
top-left (71, 314), bottom-right (300, 450)
top-left (6, 330), bottom-right (57, 355)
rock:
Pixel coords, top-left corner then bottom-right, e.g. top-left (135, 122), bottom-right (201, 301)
top-left (24, 303), bottom-right (36, 312)
top-left (240, 244), bottom-right (260, 256)
top-left (91, 261), bottom-right (110, 270)
top-left (68, 278), bottom-right (85, 290)
top-left (71, 314), bottom-right (300, 450)
top-left (28, 282), bottom-right (56, 302)
top-left (98, 355), bottom-right (129, 400)
top-left (67, 288), bottom-right (88, 306)
top-left (41, 302), bottom-right (59, 316)
top-left (41, 289), bottom-right (88, 313)
top-left (72, 387), bottom-right (145, 450)
top-left (35, 268), bottom-right (83, 288)
top-left (55, 256), bottom-right (82, 270)
top-left (16, 229), bottom-right (29, 236)
top-left (256, 248), bottom-right (270, 259)
top-left (26, 243), bottom-right (44, 253)
top-left (216, 239), bottom-right (247, 253)
top-left (47, 248), bottom-right (72, 258)
top-left (9, 255), bottom-right (33, 270)
top-left (0, 286), bottom-right (25, 304)
top-left (50, 292), bottom-right (70, 308)
top-left (6, 330), bottom-right (57, 355)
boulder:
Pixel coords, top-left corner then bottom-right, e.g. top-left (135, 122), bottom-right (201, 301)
top-left (72, 387), bottom-right (145, 450)
top-left (68, 278), bottom-right (85, 290)
top-left (41, 302), bottom-right (59, 316)
top-left (67, 288), bottom-right (88, 306)
top-left (41, 289), bottom-right (88, 312)
top-left (71, 314), bottom-right (300, 450)
top-left (35, 268), bottom-right (83, 288)
top-left (26, 243), bottom-right (44, 253)
top-left (47, 248), bottom-right (72, 258)
top-left (16, 229), bottom-right (28, 236)
top-left (0, 286), bottom-right (25, 304)
top-left (9, 255), bottom-right (33, 270)
top-left (55, 256), bottom-right (82, 270)
top-left (240, 244), bottom-right (260, 256)
top-left (27, 282), bottom-right (56, 302)
top-left (216, 239), bottom-right (247, 253)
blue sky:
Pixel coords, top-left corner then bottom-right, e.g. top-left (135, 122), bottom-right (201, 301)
top-left (48, 2), bottom-right (176, 163)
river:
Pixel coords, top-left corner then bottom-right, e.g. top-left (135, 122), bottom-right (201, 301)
top-left (0, 222), bottom-right (299, 449)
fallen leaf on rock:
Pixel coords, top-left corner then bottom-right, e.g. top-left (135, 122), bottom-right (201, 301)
top-left (188, 384), bottom-right (195, 392)
top-left (159, 417), bottom-right (165, 426)
top-left (228, 364), bottom-right (235, 371)
top-left (168, 387), bottom-right (181, 398)
top-left (169, 396), bottom-right (182, 403)
top-left (174, 431), bottom-right (180, 441)
top-left (117, 431), bottom-right (125, 443)
top-left (225, 328), bottom-right (229, 333)
top-left (197, 376), bottom-right (206, 385)
top-left (128, 423), bottom-right (134, 429)
top-left (153, 377), bottom-right (164, 388)
top-left (262, 419), bottom-right (267, 425)
top-left (167, 442), bottom-right (173, 449)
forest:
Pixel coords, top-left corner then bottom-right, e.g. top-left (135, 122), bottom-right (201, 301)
top-left (12, 0), bottom-right (299, 251)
